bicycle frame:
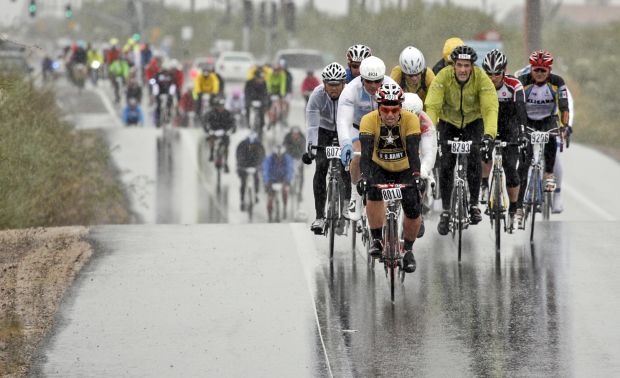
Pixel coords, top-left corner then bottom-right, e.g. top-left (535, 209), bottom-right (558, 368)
top-left (487, 141), bottom-right (517, 252)
top-left (243, 167), bottom-right (258, 221)
top-left (446, 139), bottom-right (471, 262)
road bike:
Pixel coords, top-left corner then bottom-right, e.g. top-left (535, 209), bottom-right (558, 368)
top-left (485, 140), bottom-right (520, 252)
top-left (268, 182), bottom-right (287, 223)
top-left (370, 183), bottom-right (414, 302)
top-left (310, 139), bottom-right (348, 259)
top-left (445, 139), bottom-right (472, 262)
top-left (242, 167), bottom-right (259, 221)
top-left (249, 100), bottom-right (265, 141)
top-left (288, 159), bottom-right (304, 219)
top-left (206, 129), bottom-right (230, 194)
top-left (520, 126), bottom-right (562, 242)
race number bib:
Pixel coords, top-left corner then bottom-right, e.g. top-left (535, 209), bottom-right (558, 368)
top-left (530, 131), bottom-right (550, 144)
top-left (381, 187), bottom-right (403, 201)
top-left (450, 141), bottom-right (471, 154)
top-left (326, 146), bottom-right (341, 160)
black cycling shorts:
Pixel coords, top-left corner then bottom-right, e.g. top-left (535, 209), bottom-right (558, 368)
top-left (367, 163), bottom-right (420, 219)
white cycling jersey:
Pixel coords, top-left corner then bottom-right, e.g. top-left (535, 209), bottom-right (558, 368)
top-left (336, 75), bottom-right (397, 147)
top-left (305, 84), bottom-right (340, 149)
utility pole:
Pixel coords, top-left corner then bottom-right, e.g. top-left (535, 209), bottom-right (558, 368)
top-left (525, 0), bottom-right (542, 55)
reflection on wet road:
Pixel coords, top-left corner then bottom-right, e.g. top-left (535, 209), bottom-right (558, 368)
top-left (311, 221), bottom-right (620, 376)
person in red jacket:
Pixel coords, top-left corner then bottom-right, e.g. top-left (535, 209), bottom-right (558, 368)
top-left (301, 70), bottom-right (321, 105)
top-left (171, 59), bottom-right (184, 101)
top-left (144, 56), bottom-right (161, 87)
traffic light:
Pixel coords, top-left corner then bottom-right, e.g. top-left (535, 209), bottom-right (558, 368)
top-left (284, 1), bottom-right (296, 32)
top-left (28, 0), bottom-right (37, 18)
top-left (65, 4), bottom-right (73, 19)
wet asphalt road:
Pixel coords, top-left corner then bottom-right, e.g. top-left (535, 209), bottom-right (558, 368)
top-left (32, 78), bottom-right (620, 376)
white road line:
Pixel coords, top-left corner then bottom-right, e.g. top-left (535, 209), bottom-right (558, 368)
top-left (562, 183), bottom-right (617, 221)
top-left (94, 86), bottom-right (123, 128)
top-left (291, 224), bottom-right (336, 378)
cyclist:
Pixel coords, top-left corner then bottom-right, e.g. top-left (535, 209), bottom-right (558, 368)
top-left (122, 98), bottom-right (144, 127)
top-left (431, 37), bottom-right (464, 75)
top-left (301, 62), bottom-right (349, 234)
top-left (402, 92), bottom-right (437, 237)
top-left (480, 49), bottom-right (527, 231)
top-left (125, 77), bottom-right (142, 104)
top-left (151, 60), bottom-right (177, 128)
top-left (345, 44), bottom-right (372, 83)
top-left (204, 96), bottom-right (235, 173)
top-left (516, 50), bottom-right (570, 222)
top-left (193, 63), bottom-right (221, 122)
top-left (390, 46), bottom-right (435, 104)
top-left (266, 61), bottom-right (289, 127)
top-left (225, 88), bottom-right (245, 125)
top-left (425, 45), bottom-right (499, 235)
top-left (263, 145), bottom-right (294, 222)
top-left (244, 70), bottom-right (269, 132)
top-left (301, 70), bottom-right (321, 104)
top-left (358, 83), bottom-right (422, 273)
top-left (236, 132), bottom-right (266, 211)
top-left (246, 63), bottom-right (273, 81)
top-left (338, 56), bottom-right (398, 222)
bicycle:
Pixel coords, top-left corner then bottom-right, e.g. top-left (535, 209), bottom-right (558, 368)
top-left (288, 159), bottom-right (304, 219)
top-left (484, 140), bottom-right (520, 253)
top-left (444, 139), bottom-right (473, 262)
top-left (369, 183), bottom-right (414, 302)
top-left (310, 138), bottom-right (348, 259)
top-left (242, 167), bottom-right (259, 221)
top-left (249, 100), bottom-right (265, 141)
top-left (520, 126), bottom-right (562, 242)
top-left (268, 182), bottom-right (287, 223)
top-left (206, 129), bottom-right (230, 193)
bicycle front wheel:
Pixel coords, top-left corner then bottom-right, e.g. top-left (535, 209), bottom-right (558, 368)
top-left (387, 215), bottom-right (398, 302)
top-left (493, 174), bottom-right (502, 253)
top-left (328, 180), bottom-right (337, 259)
top-left (529, 171), bottom-right (539, 243)
top-left (543, 191), bottom-right (552, 220)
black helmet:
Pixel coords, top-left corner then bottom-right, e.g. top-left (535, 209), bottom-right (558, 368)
top-left (450, 45), bottom-right (478, 64)
top-left (482, 49), bottom-right (507, 74)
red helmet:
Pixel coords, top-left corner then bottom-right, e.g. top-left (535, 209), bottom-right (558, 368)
top-left (529, 50), bottom-right (553, 68)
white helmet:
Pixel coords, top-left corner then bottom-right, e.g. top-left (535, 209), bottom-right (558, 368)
top-left (346, 44), bottom-right (372, 63)
top-left (402, 92), bottom-right (423, 115)
top-left (360, 56), bottom-right (385, 81)
top-left (321, 62), bottom-right (346, 81)
top-left (399, 46), bottom-right (426, 75)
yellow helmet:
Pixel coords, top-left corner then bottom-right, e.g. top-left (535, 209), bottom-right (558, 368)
top-left (442, 37), bottom-right (465, 62)
top-left (109, 37), bottom-right (119, 46)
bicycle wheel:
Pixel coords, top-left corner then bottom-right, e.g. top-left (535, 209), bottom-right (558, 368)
top-left (493, 173), bottom-right (502, 252)
top-left (389, 215), bottom-right (400, 302)
top-left (457, 185), bottom-right (464, 262)
top-left (351, 220), bottom-right (356, 253)
top-left (529, 170), bottom-right (539, 243)
top-left (543, 191), bottom-right (552, 220)
top-left (328, 180), bottom-right (337, 259)
top-left (247, 186), bottom-right (254, 221)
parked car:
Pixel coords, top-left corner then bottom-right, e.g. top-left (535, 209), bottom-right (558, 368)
top-left (215, 51), bottom-right (255, 82)
top-left (273, 49), bottom-right (325, 97)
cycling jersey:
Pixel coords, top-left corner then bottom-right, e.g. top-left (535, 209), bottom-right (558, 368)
top-left (263, 153), bottom-right (294, 184)
top-left (518, 73), bottom-right (569, 122)
top-left (345, 68), bottom-right (356, 84)
top-left (359, 110), bottom-right (421, 172)
top-left (267, 70), bottom-right (287, 97)
top-left (389, 66), bottom-right (435, 102)
top-left (496, 75), bottom-right (527, 136)
top-left (337, 75), bottom-right (397, 146)
top-left (425, 65), bottom-right (499, 138)
top-left (193, 72), bottom-right (220, 100)
top-left (305, 84), bottom-right (340, 149)
top-left (152, 71), bottom-right (176, 96)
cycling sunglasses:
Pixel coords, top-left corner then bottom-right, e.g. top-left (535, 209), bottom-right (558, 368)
top-left (364, 78), bottom-right (383, 84)
top-left (379, 105), bottom-right (401, 115)
top-left (533, 68), bottom-right (549, 73)
top-left (325, 80), bottom-right (343, 86)
top-left (485, 71), bottom-right (503, 77)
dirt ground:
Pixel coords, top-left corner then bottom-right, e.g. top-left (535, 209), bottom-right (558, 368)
top-left (0, 226), bottom-right (92, 377)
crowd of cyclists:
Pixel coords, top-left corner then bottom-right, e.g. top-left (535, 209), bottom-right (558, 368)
top-left (301, 40), bottom-right (573, 274)
top-left (50, 36), bottom-right (574, 254)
